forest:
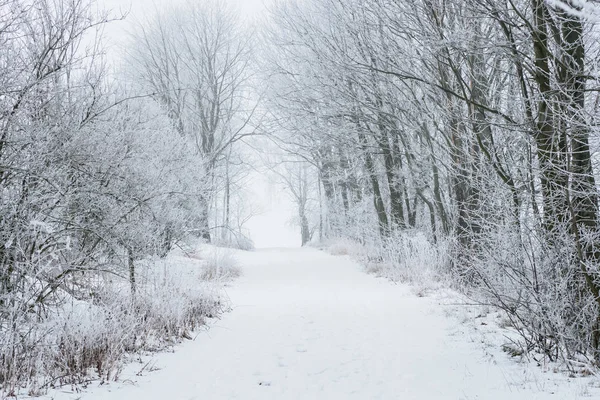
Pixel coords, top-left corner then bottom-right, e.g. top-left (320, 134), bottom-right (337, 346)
top-left (2, 0), bottom-right (600, 395)
top-left (265, 0), bottom-right (600, 370)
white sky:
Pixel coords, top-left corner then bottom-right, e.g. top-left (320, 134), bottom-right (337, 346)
top-left (244, 173), bottom-right (300, 248)
top-left (96, 0), bottom-right (300, 248)
top-left (99, 0), bottom-right (268, 20)
top-left (98, 0), bottom-right (269, 53)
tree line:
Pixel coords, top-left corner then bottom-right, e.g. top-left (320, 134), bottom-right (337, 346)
top-left (264, 0), bottom-right (600, 367)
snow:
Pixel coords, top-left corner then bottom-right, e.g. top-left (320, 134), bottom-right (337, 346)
top-left (41, 247), bottom-right (599, 400)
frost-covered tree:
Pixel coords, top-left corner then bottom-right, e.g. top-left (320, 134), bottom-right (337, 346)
top-left (264, 0), bottom-right (600, 365)
top-left (127, 0), bottom-right (257, 243)
top-left (0, 0), bottom-right (230, 388)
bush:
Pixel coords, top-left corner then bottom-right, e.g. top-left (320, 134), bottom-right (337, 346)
top-left (469, 222), bottom-right (600, 369)
top-left (379, 231), bottom-right (449, 285)
top-left (326, 232), bottom-right (448, 290)
top-left (0, 256), bottom-right (225, 396)
top-left (327, 238), bottom-right (363, 256)
top-left (212, 232), bottom-right (255, 251)
top-left (199, 248), bottom-right (242, 281)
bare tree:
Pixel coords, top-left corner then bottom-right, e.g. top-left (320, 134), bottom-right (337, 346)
top-left (128, 0), bottom-right (255, 242)
top-left (264, 0), bottom-right (600, 366)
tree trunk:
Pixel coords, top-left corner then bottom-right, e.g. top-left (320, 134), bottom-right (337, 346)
top-left (223, 164), bottom-right (231, 242)
top-left (198, 194), bottom-right (211, 243)
top-left (532, 0), bottom-right (569, 235)
top-left (558, 5), bottom-right (600, 358)
top-left (357, 128), bottom-right (389, 236)
top-left (300, 206), bottom-right (310, 246)
top-left (128, 248), bottom-right (136, 297)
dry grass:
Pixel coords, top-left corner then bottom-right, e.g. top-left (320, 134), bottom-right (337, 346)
top-left (199, 249), bottom-right (242, 281)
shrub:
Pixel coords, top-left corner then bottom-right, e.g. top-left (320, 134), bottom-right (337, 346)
top-left (212, 232), bottom-right (255, 251)
top-left (379, 231), bottom-right (449, 285)
top-left (199, 249), bottom-right (242, 281)
top-left (327, 238), bottom-right (363, 256)
top-left (0, 255), bottom-right (225, 396)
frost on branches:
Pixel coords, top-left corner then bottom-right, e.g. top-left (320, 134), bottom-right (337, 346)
top-left (0, 0), bottom-right (254, 394)
top-left (263, 0), bottom-right (600, 372)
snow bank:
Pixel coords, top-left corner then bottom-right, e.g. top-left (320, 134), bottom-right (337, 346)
top-left (0, 243), bottom-right (228, 397)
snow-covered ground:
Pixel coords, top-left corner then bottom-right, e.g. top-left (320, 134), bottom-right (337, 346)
top-left (41, 247), bottom-right (600, 400)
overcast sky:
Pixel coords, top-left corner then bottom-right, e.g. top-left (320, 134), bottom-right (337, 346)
top-left (99, 0), bottom-right (268, 20)
top-left (98, 0), bottom-right (270, 55)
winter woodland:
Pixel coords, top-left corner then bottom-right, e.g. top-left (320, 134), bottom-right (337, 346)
top-left (2, 0), bottom-right (600, 396)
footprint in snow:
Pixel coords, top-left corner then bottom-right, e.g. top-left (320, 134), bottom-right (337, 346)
top-left (258, 381), bottom-right (272, 386)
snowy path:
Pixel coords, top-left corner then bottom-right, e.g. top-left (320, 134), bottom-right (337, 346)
top-left (59, 248), bottom-right (595, 400)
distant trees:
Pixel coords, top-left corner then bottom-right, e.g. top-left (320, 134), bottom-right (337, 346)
top-left (271, 160), bottom-right (319, 246)
top-left (265, 0), bottom-right (600, 366)
top-left (128, 0), bottom-right (257, 244)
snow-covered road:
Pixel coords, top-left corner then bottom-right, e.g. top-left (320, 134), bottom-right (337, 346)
top-left (57, 247), bottom-right (596, 400)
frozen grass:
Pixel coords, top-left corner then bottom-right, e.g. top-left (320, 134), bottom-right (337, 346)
top-left (1, 297), bottom-right (131, 395)
top-left (327, 238), bottom-right (357, 256)
top-left (325, 238), bottom-right (369, 258)
top-left (212, 233), bottom-right (255, 251)
top-left (0, 244), bottom-right (228, 397)
top-left (198, 248), bottom-right (242, 282)
top-left (325, 232), bottom-right (449, 296)
top-left (378, 231), bottom-right (450, 294)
